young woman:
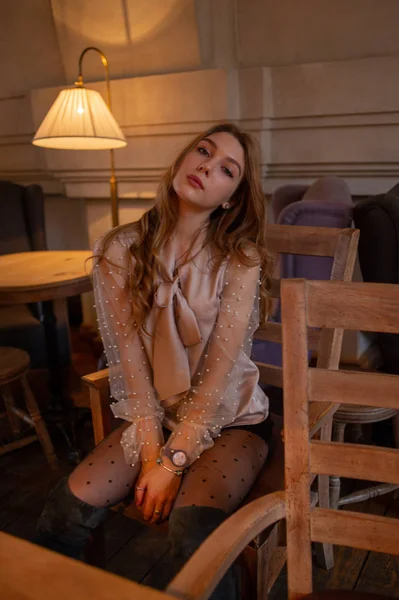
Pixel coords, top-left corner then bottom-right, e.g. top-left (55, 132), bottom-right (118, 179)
top-left (37, 123), bottom-right (273, 599)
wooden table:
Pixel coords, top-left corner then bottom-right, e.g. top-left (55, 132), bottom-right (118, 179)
top-left (0, 251), bottom-right (92, 304)
top-left (0, 251), bottom-right (93, 460)
top-left (0, 532), bottom-right (176, 600)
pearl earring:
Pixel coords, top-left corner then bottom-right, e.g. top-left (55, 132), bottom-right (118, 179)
top-left (222, 203), bottom-right (230, 210)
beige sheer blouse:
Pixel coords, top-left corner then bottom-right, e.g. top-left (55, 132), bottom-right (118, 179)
top-left (93, 226), bottom-right (268, 468)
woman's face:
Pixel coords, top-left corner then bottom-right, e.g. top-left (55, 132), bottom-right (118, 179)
top-left (172, 132), bottom-right (245, 212)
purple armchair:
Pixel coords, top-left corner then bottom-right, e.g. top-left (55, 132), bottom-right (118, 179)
top-left (252, 177), bottom-right (353, 376)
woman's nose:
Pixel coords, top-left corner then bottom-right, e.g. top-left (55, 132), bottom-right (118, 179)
top-left (197, 164), bottom-right (209, 175)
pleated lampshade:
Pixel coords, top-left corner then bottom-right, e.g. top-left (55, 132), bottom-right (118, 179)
top-left (32, 86), bottom-right (127, 150)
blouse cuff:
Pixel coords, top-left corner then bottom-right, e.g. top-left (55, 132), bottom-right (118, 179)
top-left (111, 399), bottom-right (164, 466)
top-left (163, 420), bottom-right (221, 466)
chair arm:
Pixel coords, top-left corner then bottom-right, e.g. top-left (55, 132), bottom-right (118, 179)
top-left (81, 369), bottom-right (112, 444)
top-left (82, 368), bottom-right (109, 391)
top-left (167, 491), bottom-right (286, 600)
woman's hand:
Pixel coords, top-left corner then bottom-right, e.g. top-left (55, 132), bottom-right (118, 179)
top-left (135, 461), bottom-right (182, 523)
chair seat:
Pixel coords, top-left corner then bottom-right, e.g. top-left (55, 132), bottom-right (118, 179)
top-left (0, 346), bottom-right (30, 382)
top-left (334, 405), bottom-right (398, 424)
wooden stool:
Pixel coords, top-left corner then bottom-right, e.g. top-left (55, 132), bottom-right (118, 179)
top-left (330, 404), bottom-right (399, 508)
top-left (0, 347), bottom-right (58, 469)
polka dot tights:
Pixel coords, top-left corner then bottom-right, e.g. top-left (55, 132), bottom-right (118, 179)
top-left (68, 423), bottom-right (268, 515)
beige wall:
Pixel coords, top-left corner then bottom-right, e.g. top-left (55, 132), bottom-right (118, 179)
top-left (1, 0), bottom-right (397, 358)
top-left (44, 195), bottom-right (89, 250)
top-left (236, 0), bottom-right (399, 66)
top-left (0, 0), bottom-right (65, 96)
top-left (51, 0), bottom-right (202, 81)
top-left (2, 0), bottom-right (399, 95)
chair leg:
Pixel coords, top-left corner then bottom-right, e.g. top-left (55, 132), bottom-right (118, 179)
top-left (242, 543), bottom-right (270, 600)
top-left (21, 374), bottom-right (58, 470)
top-left (330, 421), bottom-right (347, 510)
top-left (242, 524), bottom-right (284, 600)
top-left (315, 419), bottom-right (335, 570)
top-left (2, 384), bottom-right (21, 437)
top-left (338, 483), bottom-right (399, 506)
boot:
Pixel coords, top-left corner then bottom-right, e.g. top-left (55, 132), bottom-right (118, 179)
top-left (35, 476), bottom-right (108, 560)
top-left (168, 506), bottom-right (239, 600)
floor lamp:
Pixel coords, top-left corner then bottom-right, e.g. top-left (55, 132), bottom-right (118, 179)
top-left (32, 46), bottom-right (127, 228)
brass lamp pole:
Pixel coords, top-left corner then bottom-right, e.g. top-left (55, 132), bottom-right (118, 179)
top-left (33, 47), bottom-right (127, 228)
top-left (77, 47), bottom-right (119, 227)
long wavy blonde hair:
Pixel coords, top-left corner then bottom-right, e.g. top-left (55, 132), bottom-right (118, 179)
top-left (99, 122), bottom-right (273, 328)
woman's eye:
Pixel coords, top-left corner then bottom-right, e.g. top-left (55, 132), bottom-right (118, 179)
top-left (197, 146), bottom-right (210, 156)
top-left (222, 166), bottom-right (233, 178)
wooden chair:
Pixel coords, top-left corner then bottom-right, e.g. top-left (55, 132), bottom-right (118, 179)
top-left (0, 346), bottom-right (58, 469)
top-left (82, 224), bottom-right (359, 597)
top-left (329, 404), bottom-right (399, 509)
top-left (237, 224), bottom-right (359, 597)
top-left (167, 279), bottom-right (399, 600)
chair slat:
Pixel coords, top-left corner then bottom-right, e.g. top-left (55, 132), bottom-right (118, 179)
top-left (310, 441), bottom-right (399, 485)
top-left (311, 508), bottom-right (399, 556)
top-left (309, 368), bottom-right (399, 410)
top-left (256, 363), bottom-right (283, 388)
top-left (265, 224), bottom-right (341, 256)
top-left (254, 322), bottom-right (283, 343)
top-left (254, 322), bottom-right (320, 351)
top-left (307, 280), bottom-right (399, 333)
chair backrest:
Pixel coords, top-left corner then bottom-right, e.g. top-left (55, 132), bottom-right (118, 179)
top-left (0, 180), bottom-right (47, 255)
top-left (252, 216), bottom-right (356, 370)
top-left (255, 224), bottom-right (359, 433)
top-left (281, 279), bottom-right (399, 600)
top-left (273, 177), bottom-right (353, 283)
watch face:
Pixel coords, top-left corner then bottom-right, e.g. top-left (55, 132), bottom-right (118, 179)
top-left (172, 451), bottom-right (188, 467)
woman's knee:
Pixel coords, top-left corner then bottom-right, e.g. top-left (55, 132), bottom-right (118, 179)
top-left (227, 429), bottom-right (269, 474)
top-left (67, 423), bottom-right (140, 508)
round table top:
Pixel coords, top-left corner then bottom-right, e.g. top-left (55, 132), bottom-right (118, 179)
top-left (0, 250), bottom-right (93, 304)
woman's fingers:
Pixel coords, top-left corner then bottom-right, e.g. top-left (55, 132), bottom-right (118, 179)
top-left (150, 505), bottom-right (164, 525)
top-left (135, 481), bottom-right (147, 507)
top-left (142, 494), bottom-right (156, 521)
top-left (162, 499), bottom-right (173, 521)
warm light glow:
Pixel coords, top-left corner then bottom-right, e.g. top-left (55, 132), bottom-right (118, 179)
top-left (32, 86), bottom-right (127, 150)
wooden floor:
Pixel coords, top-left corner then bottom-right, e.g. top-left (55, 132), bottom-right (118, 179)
top-left (1, 330), bottom-right (399, 598)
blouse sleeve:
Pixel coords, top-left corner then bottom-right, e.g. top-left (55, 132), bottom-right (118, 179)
top-left (163, 254), bottom-right (261, 465)
top-left (93, 233), bottom-right (164, 467)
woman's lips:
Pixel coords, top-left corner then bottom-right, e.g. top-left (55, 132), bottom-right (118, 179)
top-left (187, 175), bottom-right (204, 190)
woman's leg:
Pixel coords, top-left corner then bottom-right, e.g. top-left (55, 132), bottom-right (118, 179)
top-left (68, 422), bottom-right (140, 508)
top-left (174, 427), bottom-right (268, 511)
top-left (167, 428), bottom-right (268, 600)
top-left (36, 422), bottom-right (141, 559)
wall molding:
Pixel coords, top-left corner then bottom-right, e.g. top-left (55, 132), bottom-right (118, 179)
top-left (1, 57), bottom-right (399, 197)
